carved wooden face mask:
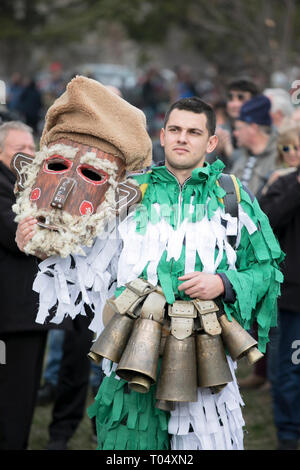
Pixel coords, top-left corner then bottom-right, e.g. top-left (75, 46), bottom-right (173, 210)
top-left (12, 138), bottom-right (141, 258)
top-left (30, 138), bottom-right (125, 226)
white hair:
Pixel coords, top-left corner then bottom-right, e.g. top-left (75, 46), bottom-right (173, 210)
top-left (264, 88), bottom-right (294, 117)
top-left (0, 121), bottom-right (33, 149)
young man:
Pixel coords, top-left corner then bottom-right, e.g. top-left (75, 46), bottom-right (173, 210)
top-left (87, 97), bottom-right (283, 450)
top-left (16, 93), bottom-right (282, 450)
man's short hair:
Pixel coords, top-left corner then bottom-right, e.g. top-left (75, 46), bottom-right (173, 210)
top-left (227, 78), bottom-right (259, 96)
top-left (163, 97), bottom-right (216, 136)
top-left (0, 121), bottom-right (33, 150)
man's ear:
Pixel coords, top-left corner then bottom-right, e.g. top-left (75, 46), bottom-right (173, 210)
top-left (159, 128), bottom-right (165, 147)
top-left (206, 134), bottom-right (218, 154)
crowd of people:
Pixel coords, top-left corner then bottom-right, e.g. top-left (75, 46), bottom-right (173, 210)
top-left (0, 63), bottom-right (299, 451)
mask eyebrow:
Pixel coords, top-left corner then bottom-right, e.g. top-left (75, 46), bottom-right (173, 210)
top-left (47, 143), bottom-right (79, 160)
top-left (80, 151), bottom-right (118, 177)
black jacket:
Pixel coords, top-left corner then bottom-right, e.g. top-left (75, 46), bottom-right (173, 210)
top-left (0, 161), bottom-right (46, 333)
top-left (259, 170), bottom-right (300, 312)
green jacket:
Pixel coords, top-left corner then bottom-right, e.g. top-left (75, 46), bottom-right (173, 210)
top-left (129, 159), bottom-right (284, 352)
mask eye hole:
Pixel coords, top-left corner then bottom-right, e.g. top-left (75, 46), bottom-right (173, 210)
top-left (77, 165), bottom-right (108, 185)
top-left (44, 155), bottom-right (72, 173)
top-left (48, 161), bottom-right (69, 171)
top-left (81, 167), bottom-right (103, 182)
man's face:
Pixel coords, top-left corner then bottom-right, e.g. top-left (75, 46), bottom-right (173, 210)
top-left (233, 120), bottom-right (253, 148)
top-left (160, 109), bottom-right (217, 173)
top-left (226, 90), bottom-right (252, 119)
top-left (0, 130), bottom-right (35, 167)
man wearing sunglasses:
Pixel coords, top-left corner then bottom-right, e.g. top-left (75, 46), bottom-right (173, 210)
top-left (226, 79), bottom-right (259, 121)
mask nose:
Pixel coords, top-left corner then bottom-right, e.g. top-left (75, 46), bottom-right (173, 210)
top-left (51, 177), bottom-right (76, 210)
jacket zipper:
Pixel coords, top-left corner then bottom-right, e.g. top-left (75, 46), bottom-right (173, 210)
top-left (165, 168), bottom-right (191, 273)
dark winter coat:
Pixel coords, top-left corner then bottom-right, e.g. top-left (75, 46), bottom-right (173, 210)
top-left (0, 161), bottom-right (44, 333)
top-left (259, 169), bottom-right (300, 312)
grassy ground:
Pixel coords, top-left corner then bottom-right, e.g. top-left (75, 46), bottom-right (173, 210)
top-left (237, 358), bottom-right (277, 450)
top-left (28, 357), bottom-right (279, 451)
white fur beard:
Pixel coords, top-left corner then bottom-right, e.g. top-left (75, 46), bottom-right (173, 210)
top-left (14, 188), bottom-right (116, 257)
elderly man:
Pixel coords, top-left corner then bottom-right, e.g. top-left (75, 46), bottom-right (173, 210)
top-left (0, 121), bottom-right (48, 450)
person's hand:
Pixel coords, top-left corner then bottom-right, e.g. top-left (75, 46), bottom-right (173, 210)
top-left (15, 216), bottom-right (37, 252)
top-left (178, 272), bottom-right (225, 299)
top-left (215, 127), bottom-right (233, 158)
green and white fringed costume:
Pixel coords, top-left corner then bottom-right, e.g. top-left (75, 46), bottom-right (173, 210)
top-left (32, 160), bottom-right (283, 450)
top-left (88, 160), bottom-right (283, 451)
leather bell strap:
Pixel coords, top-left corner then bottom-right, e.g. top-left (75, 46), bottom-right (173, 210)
top-left (193, 299), bottom-right (221, 336)
top-left (110, 278), bottom-right (157, 317)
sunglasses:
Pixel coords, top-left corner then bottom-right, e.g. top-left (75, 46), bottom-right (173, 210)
top-left (227, 92), bottom-right (247, 101)
top-left (278, 144), bottom-right (300, 153)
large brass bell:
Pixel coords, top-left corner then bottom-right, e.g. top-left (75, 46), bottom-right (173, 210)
top-left (219, 314), bottom-right (264, 364)
top-left (88, 312), bottom-right (134, 364)
top-left (155, 400), bottom-right (175, 411)
top-left (155, 334), bottom-right (198, 403)
top-left (116, 318), bottom-right (162, 393)
top-left (196, 332), bottom-right (233, 388)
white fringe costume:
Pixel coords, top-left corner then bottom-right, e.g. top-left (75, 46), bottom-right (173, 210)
top-left (32, 203), bottom-right (252, 450)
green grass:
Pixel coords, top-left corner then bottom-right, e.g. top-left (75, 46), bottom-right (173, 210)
top-left (28, 359), bottom-right (277, 451)
top-left (28, 388), bottom-right (96, 450)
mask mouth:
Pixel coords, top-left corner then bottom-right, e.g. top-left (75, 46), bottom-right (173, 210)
top-left (37, 215), bottom-right (60, 232)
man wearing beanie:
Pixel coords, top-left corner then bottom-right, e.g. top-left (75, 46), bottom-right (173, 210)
top-left (232, 95), bottom-right (278, 197)
top-left (15, 80), bottom-right (283, 450)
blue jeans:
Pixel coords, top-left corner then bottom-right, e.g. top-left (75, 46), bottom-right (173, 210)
top-left (89, 361), bottom-right (104, 390)
top-left (43, 329), bottom-right (65, 386)
top-left (273, 309), bottom-right (300, 442)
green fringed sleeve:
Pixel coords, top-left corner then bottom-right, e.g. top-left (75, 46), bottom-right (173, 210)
top-left (87, 371), bottom-right (170, 450)
top-left (221, 186), bottom-right (284, 352)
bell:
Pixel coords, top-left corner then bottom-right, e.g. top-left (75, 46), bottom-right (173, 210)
top-left (219, 314), bottom-right (260, 361)
top-left (155, 400), bottom-right (175, 412)
top-left (129, 375), bottom-right (152, 394)
top-left (196, 332), bottom-right (233, 388)
top-left (88, 312), bottom-right (134, 364)
top-left (155, 334), bottom-right (198, 402)
top-left (246, 346), bottom-right (264, 365)
top-left (116, 318), bottom-right (162, 393)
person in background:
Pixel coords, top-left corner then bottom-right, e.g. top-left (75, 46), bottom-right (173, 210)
top-left (264, 88), bottom-right (294, 130)
top-left (207, 78), bottom-right (259, 171)
top-left (0, 121), bottom-right (48, 450)
top-left (259, 157), bottom-right (300, 451)
top-left (232, 94), bottom-right (277, 197)
top-left (6, 72), bottom-right (24, 118)
top-left (239, 119), bottom-right (300, 391)
top-left (261, 120), bottom-right (300, 195)
top-left (17, 77), bottom-right (42, 136)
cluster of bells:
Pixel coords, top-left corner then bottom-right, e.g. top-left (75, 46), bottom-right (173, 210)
top-left (88, 300), bottom-right (263, 412)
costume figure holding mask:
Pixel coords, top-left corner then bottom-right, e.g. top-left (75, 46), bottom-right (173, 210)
top-left (15, 77), bottom-right (283, 450)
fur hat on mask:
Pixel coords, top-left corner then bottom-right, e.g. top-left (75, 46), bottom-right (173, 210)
top-left (40, 75), bottom-right (152, 171)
